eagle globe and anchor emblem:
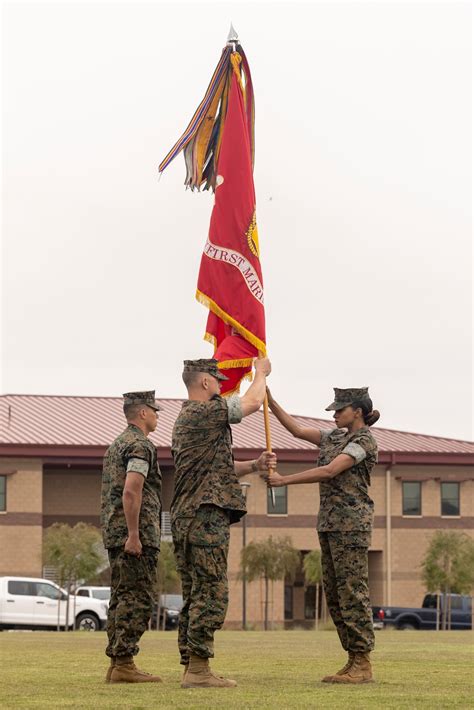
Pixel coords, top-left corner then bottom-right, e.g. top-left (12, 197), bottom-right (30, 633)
top-left (215, 174), bottom-right (260, 260)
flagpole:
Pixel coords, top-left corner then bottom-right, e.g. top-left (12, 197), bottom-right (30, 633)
top-left (263, 393), bottom-right (276, 508)
top-left (258, 354), bottom-right (276, 507)
top-left (226, 19), bottom-right (275, 507)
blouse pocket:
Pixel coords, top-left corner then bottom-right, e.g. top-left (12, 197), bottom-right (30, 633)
top-left (188, 506), bottom-right (230, 547)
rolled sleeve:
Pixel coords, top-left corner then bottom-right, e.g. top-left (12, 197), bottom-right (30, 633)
top-left (342, 442), bottom-right (367, 465)
top-left (126, 457), bottom-right (150, 478)
top-left (227, 395), bottom-right (243, 424)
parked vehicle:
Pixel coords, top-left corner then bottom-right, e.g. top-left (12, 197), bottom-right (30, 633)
top-left (73, 585), bottom-right (182, 630)
top-left (75, 586), bottom-right (111, 608)
top-left (155, 594), bottom-right (183, 630)
top-left (372, 593), bottom-right (472, 630)
top-left (372, 616), bottom-right (384, 631)
top-left (0, 577), bottom-right (108, 631)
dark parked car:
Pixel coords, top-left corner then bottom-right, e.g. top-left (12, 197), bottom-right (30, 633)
top-left (372, 593), bottom-right (472, 630)
top-left (154, 594), bottom-right (183, 630)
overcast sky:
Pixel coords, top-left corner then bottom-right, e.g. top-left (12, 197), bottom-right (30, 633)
top-left (1, 1), bottom-right (472, 440)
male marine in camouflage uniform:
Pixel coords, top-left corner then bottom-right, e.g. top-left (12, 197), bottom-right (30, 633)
top-left (171, 357), bottom-right (274, 689)
top-left (101, 391), bottom-right (162, 684)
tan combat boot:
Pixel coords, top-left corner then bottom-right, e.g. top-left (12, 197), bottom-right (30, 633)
top-left (181, 654), bottom-right (237, 688)
top-left (110, 655), bottom-right (163, 683)
top-left (330, 652), bottom-right (374, 684)
top-left (321, 652), bottom-right (355, 682)
top-left (105, 657), bottom-right (116, 683)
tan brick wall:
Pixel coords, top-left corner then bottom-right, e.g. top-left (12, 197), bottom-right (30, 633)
top-left (462, 480), bottom-right (474, 516)
top-left (0, 525), bottom-right (43, 576)
top-left (390, 526), bottom-right (474, 606)
top-left (0, 460), bottom-right (43, 512)
top-left (371, 467), bottom-right (387, 515)
top-left (43, 470), bottom-right (101, 516)
top-left (42, 467), bottom-right (175, 517)
top-left (0, 459), bottom-right (43, 576)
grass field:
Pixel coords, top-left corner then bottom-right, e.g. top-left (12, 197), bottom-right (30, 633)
top-left (1, 629), bottom-right (473, 709)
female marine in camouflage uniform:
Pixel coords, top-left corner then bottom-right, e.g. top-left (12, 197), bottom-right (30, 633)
top-left (266, 387), bottom-right (380, 684)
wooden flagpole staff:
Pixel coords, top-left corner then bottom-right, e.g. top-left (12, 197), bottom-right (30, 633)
top-left (259, 353), bottom-right (276, 506)
top-left (263, 392), bottom-right (276, 507)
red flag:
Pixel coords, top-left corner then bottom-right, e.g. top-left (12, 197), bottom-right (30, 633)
top-left (196, 55), bottom-right (266, 394)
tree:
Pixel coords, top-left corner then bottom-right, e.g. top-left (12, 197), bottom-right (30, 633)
top-left (154, 541), bottom-right (180, 630)
top-left (43, 523), bottom-right (104, 630)
top-left (421, 531), bottom-right (474, 630)
top-left (240, 536), bottom-right (301, 630)
top-left (303, 549), bottom-right (323, 630)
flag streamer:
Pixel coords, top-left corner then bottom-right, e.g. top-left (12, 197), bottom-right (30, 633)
top-left (158, 46), bottom-right (232, 177)
top-left (159, 44), bottom-right (255, 193)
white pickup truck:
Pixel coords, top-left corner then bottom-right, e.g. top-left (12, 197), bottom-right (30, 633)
top-left (0, 577), bottom-right (108, 631)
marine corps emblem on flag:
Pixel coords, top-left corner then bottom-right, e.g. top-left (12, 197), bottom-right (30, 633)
top-left (246, 210), bottom-right (260, 258)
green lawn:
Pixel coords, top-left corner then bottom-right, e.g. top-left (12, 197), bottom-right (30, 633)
top-left (1, 629), bottom-right (473, 709)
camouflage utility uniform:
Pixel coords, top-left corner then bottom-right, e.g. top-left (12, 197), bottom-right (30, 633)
top-left (317, 425), bottom-right (378, 653)
top-left (101, 422), bottom-right (161, 659)
top-left (171, 394), bottom-right (245, 665)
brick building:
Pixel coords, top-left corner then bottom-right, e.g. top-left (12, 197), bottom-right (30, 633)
top-left (0, 394), bottom-right (473, 628)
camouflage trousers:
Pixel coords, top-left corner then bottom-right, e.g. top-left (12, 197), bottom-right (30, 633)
top-left (318, 531), bottom-right (375, 653)
top-left (172, 505), bottom-right (230, 664)
top-left (105, 546), bottom-right (159, 658)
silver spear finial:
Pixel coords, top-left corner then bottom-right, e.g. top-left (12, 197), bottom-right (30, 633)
top-left (226, 22), bottom-right (239, 44)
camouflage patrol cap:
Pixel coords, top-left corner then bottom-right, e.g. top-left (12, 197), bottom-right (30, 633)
top-left (325, 387), bottom-right (370, 411)
top-left (122, 390), bottom-right (162, 411)
top-left (183, 358), bottom-right (229, 381)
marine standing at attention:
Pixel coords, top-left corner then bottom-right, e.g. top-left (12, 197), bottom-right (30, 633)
top-left (171, 357), bottom-right (275, 689)
top-left (266, 387), bottom-right (380, 684)
top-left (101, 391), bottom-right (163, 684)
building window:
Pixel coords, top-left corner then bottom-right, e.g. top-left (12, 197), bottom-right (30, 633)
top-left (267, 486), bottom-right (287, 514)
top-left (0, 476), bottom-right (5, 511)
top-left (402, 481), bottom-right (421, 516)
top-left (441, 482), bottom-right (460, 516)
